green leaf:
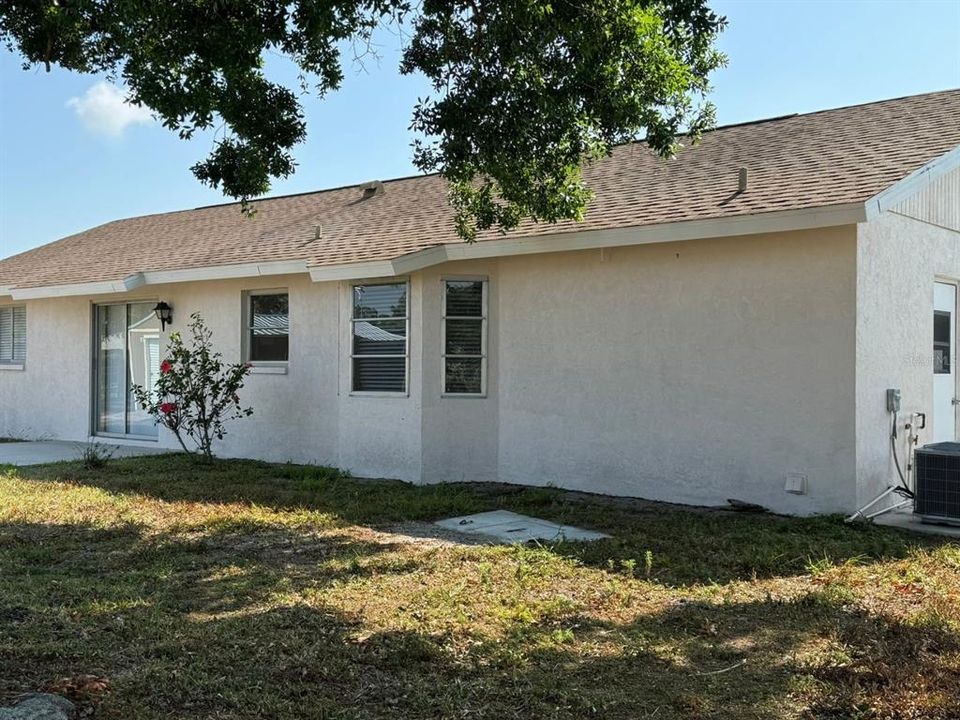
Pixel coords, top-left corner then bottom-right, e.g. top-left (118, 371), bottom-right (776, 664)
top-left (1, 0), bottom-right (725, 240)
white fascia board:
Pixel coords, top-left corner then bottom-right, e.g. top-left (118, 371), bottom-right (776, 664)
top-left (306, 202), bottom-right (867, 281)
top-left (865, 144), bottom-right (960, 220)
top-left (0, 286), bottom-right (12, 298)
top-left (309, 260), bottom-right (398, 282)
top-left (141, 259), bottom-right (309, 285)
top-left (10, 273), bottom-right (145, 300)
top-left (12, 201), bottom-right (869, 295)
top-left (390, 245), bottom-right (449, 275)
top-left (7, 260), bottom-right (311, 300)
top-left (445, 202), bottom-right (867, 262)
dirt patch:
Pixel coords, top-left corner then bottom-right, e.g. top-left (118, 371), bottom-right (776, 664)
top-left (371, 522), bottom-right (493, 547)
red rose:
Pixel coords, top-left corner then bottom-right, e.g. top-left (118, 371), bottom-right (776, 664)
top-left (160, 360), bottom-right (173, 374)
top-left (160, 402), bottom-right (177, 415)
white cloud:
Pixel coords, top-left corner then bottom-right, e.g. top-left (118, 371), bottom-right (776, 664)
top-left (66, 82), bottom-right (154, 138)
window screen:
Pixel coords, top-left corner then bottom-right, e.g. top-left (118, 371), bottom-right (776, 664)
top-left (443, 280), bottom-right (486, 394)
top-left (352, 282), bottom-right (408, 392)
top-left (0, 306), bottom-right (26, 363)
top-left (248, 292), bottom-right (289, 362)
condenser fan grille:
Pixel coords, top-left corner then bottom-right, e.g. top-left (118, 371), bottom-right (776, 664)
top-left (915, 442), bottom-right (960, 524)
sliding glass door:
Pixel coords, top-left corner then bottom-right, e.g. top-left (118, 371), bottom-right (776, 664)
top-left (94, 302), bottom-right (161, 438)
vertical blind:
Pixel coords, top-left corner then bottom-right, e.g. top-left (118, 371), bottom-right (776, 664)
top-left (443, 280), bottom-right (486, 394)
top-left (352, 282), bottom-right (407, 392)
top-left (0, 306), bottom-right (26, 363)
top-left (94, 302), bottom-right (161, 438)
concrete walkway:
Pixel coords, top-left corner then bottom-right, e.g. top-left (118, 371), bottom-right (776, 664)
top-left (0, 440), bottom-right (165, 466)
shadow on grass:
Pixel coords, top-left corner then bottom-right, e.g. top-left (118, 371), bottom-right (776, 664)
top-left (2, 514), bottom-right (957, 719)
top-left (12, 452), bottom-right (949, 586)
top-left (0, 518), bottom-right (421, 615)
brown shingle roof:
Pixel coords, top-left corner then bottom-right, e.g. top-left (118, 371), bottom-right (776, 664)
top-left (2, 89), bottom-right (959, 290)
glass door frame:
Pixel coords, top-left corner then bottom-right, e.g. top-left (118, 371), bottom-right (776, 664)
top-left (90, 299), bottom-right (161, 441)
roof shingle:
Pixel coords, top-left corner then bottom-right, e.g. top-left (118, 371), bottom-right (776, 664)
top-left (2, 89), bottom-right (958, 290)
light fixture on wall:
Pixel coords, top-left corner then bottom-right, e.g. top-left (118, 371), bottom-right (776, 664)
top-left (153, 301), bottom-right (173, 331)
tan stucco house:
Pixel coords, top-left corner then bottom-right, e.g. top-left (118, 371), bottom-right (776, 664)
top-left (1, 89), bottom-right (959, 515)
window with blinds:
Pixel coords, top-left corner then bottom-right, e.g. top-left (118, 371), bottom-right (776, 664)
top-left (0, 306), bottom-right (26, 364)
top-left (352, 282), bottom-right (408, 393)
top-left (442, 280), bottom-right (486, 395)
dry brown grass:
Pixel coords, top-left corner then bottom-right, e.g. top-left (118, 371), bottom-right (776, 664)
top-left (1, 454), bottom-right (958, 719)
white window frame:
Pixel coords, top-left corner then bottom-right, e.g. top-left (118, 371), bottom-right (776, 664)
top-left (0, 304), bottom-right (26, 369)
top-left (441, 277), bottom-right (488, 398)
top-left (350, 279), bottom-right (410, 397)
top-left (242, 289), bottom-right (290, 372)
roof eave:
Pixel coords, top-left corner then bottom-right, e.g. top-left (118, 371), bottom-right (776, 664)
top-left (4, 201), bottom-right (870, 298)
top-left (5, 260), bottom-right (309, 301)
top-left (9, 274), bottom-right (145, 300)
top-left (308, 201), bottom-right (870, 282)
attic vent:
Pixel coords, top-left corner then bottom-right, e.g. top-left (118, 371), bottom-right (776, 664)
top-left (360, 180), bottom-right (384, 199)
top-left (738, 167), bottom-right (748, 193)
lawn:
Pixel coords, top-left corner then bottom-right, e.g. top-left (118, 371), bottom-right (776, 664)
top-left (2, 455), bottom-right (959, 719)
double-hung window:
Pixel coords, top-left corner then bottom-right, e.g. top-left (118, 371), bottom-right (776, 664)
top-left (0, 305), bottom-right (26, 364)
top-left (245, 291), bottom-right (289, 363)
top-left (352, 282), bottom-right (408, 393)
top-left (442, 279), bottom-right (487, 395)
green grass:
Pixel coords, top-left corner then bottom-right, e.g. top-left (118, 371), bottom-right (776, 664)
top-left (2, 454), bottom-right (959, 719)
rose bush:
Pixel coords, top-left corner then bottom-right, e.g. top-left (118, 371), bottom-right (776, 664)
top-left (133, 313), bottom-right (253, 462)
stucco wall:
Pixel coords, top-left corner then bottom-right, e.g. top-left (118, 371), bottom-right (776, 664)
top-left (0, 273), bottom-right (427, 478)
top-left (855, 209), bottom-right (960, 510)
top-left (491, 228), bottom-right (858, 514)
top-left (335, 276), bottom-right (422, 481)
top-left (158, 275), bottom-right (341, 466)
top-left (1, 225), bottom-right (861, 514)
top-left (0, 295), bottom-right (92, 440)
top-left (0, 275), bottom-right (345, 466)
top-left (418, 260), bottom-right (500, 484)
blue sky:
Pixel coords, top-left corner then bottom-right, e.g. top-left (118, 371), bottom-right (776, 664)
top-left (1, 0), bottom-right (958, 259)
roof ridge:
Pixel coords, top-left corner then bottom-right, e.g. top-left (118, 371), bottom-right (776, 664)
top-left (707, 87), bottom-right (960, 133)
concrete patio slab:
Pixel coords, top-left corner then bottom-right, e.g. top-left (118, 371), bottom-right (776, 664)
top-left (0, 440), bottom-right (166, 467)
top-left (435, 510), bottom-right (609, 543)
top-left (873, 509), bottom-right (960, 538)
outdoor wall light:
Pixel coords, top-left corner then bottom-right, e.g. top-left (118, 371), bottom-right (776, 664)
top-left (153, 301), bottom-right (173, 331)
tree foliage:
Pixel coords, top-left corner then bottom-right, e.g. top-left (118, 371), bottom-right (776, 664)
top-left (1, 1), bottom-right (725, 239)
